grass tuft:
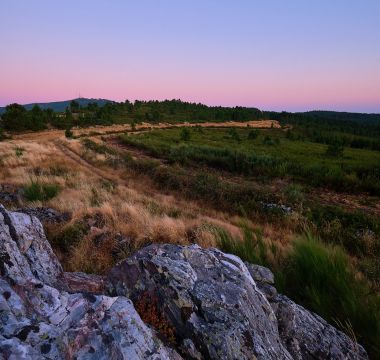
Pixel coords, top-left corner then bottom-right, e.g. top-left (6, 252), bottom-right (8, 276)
top-left (23, 181), bottom-right (60, 202)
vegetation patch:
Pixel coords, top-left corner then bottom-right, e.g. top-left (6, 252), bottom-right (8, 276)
top-left (23, 182), bottom-right (60, 202)
top-left (279, 234), bottom-right (380, 358)
top-left (135, 291), bottom-right (177, 345)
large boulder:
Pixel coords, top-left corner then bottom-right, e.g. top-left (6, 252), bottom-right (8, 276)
top-left (107, 243), bottom-right (368, 360)
top-left (0, 205), bottom-right (180, 360)
top-left (107, 243), bottom-right (289, 359)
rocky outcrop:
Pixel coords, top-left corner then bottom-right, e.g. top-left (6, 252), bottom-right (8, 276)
top-left (0, 184), bottom-right (21, 206)
top-left (0, 205), bottom-right (369, 359)
top-left (107, 244), bottom-right (368, 360)
top-left (0, 205), bottom-right (181, 360)
top-left (107, 244), bottom-right (292, 359)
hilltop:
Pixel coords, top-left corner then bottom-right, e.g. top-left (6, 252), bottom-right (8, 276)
top-left (0, 97), bottom-right (112, 114)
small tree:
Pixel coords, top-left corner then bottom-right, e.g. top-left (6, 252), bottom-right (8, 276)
top-left (325, 142), bottom-right (344, 158)
top-left (70, 100), bottom-right (80, 112)
top-left (180, 128), bottom-right (191, 141)
top-left (65, 128), bottom-right (73, 138)
top-left (228, 128), bottom-right (241, 142)
top-left (263, 135), bottom-right (275, 146)
top-left (248, 129), bottom-right (259, 140)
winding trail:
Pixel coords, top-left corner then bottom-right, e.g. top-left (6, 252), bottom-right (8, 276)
top-left (54, 140), bottom-right (119, 183)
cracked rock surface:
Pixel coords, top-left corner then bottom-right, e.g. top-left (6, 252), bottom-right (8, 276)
top-left (0, 204), bottom-right (369, 359)
top-left (107, 243), bottom-right (368, 360)
top-left (0, 205), bottom-right (180, 360)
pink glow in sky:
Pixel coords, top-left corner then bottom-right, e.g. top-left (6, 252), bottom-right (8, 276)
top-left (1, 0), bottom-right (379, 112)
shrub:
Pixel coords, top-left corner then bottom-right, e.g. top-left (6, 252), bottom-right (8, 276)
top-left (228, 128), bottom-right (241, 142)
top-left (248, 129), bottom-right (259, 140)
top-left (23, 181), bottom-right (60, 201)
top-left (180, 127), bottom-right (191, 141)
top-left (81, 138), bottom-right (116, 155)
top-left (49, 164), bottom-right (69, 177)
top-left (15, 147), bottom-right (25, 157)
top-left (263, 135), bottom-right (276, 146)
top-left (194, 125), bottom-right (204, 133)
top-left (49, 222), bottom-right (87, 252)
top-left (0, 128), bottom-right (5, 141)
top-left (65, 128), bottom-right (74, 138)
top-left (325, 142), bottom-right (344, 157)
top-left (284, 184), bottom-right (304, 204)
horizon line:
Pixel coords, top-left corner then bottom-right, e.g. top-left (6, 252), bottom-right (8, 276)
top-left (1, 97), bottom-right (379, 115)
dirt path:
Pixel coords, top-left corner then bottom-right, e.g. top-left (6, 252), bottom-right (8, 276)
top-left (13, 120), bottom-right (280, 142)
top-left (54, 140), bottom-right (119, 183)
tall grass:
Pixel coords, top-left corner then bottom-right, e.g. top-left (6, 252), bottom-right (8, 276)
top-left (216, 228), bottom-right (380, 358)
top-left (216, 224), bottom-right (270, 266)
top-left (280, 234), bottom-right (380, 358)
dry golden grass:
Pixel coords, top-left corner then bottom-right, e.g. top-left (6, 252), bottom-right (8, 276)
top-left (11, 120), bottom-right (281, 141)
top-left (0, 132), bottom-right (295, 274)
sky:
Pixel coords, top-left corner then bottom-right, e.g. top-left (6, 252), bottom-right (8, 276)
top-left (0, 0), bottom-right (379, 112)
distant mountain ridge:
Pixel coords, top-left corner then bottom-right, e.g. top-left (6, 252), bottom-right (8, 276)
top-left (1, 99), bottom-right (379, 121)
top-left (0, 98), bottom-right (112, 114)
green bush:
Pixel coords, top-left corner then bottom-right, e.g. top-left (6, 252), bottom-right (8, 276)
top-left (0, 128), bottom-right (5, 141)
top-left (65, 128), bottom-right (74, 138)
top-left (284, 184), bottom-right (304, 204)
top-left (23, 182), bottom-right (60, 201)
top-left (81, 138), bottom-right (116, 155)
top-left (180, 128), bottom-right (191, 141)
top-left (15, 147), bottom-right (25, 157)
top-left (228, 128), bottom-right (241, 142)
top-left (326, 142), bottom-right (344, 157)
top-left (263, 135), bottom-right (276, 145)
top-left (49, 222), bottom-right (87, 252)
top-left (248, 129), bottom-right (259, 140)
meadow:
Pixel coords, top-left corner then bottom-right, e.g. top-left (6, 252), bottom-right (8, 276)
top-left (120, 127), bottom-right (380, 194)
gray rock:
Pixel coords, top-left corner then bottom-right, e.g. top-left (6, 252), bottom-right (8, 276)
top-left (0, 279), bottom-right (179, 360)
top-left (0, 184), bottom-right (21, 206)
top-left (16, 207), bottom-right (71, 224)
top-left (245, 263), bottom-right (278, 300)
top-left (245, 263), bottom-right (275, 284)
top-left (107, 244), bottom-right (293, 360)
top-left (273, 295), bottom-right (368, 360)
top-left (0, 205), bottom-right (181, 360)
top-left (63, 272), bottom-right (106, 294)
top-left (107, 244), bottom-right (369, 360)
top-left (0, 205), bottom-right (63, 287)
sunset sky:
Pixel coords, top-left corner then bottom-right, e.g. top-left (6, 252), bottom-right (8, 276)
top-left (1, 0), bottom-right (379, 112)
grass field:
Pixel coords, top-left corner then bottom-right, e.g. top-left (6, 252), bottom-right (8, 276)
top-left (120, 127), bottom-right (380, 194)
top-left (1, 123), bottom-right (379, 357)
